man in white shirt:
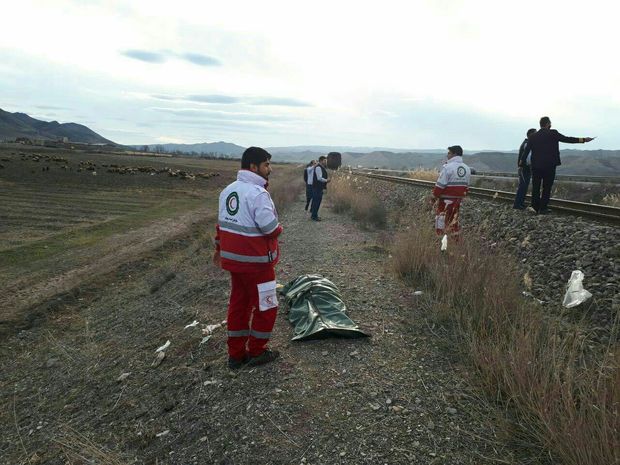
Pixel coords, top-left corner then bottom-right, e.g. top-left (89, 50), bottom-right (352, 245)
top-left (310, 156), bottom-right (330, 221)
top-left (303, 160), bottom-right (317, 211)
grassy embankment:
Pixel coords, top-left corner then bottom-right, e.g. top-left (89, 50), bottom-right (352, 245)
top-left (329, 173), bottom-right (619, 465)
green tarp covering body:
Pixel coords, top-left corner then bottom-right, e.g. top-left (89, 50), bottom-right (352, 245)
top-left (280, 275), bottom-right (370, 341)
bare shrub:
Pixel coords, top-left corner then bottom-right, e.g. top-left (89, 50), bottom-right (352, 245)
top-left (351, 195), bottom-right (387, 228)
top-left (330, 176), bottom-right (386, 228)
top-left (391, 209), bottom-right (620, 465)
top-left (269, 165), bottom-right (304, 211)
top-left (391, 229), bottom-right (437, 286)
top-left (329, 177), bottom-right (355, 213)
top-left (602, 193), bottom-right (620, 207)
top-left (407, 168), bottom-right (440, 182)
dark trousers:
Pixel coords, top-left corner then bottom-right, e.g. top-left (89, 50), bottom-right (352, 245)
top-left (310, 187), bottom-right (324, 219)
top-left (305, 184), bottom-right (313, 210)
top-left (513, 165), bottom-right (531, 208)
top-left (531, 167), bottom-right (556, 212)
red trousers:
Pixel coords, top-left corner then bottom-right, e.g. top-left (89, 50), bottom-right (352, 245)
top-left (435, 199), bottom-right (462, 236)
top-left (227, 268), bottom-right (278, 360)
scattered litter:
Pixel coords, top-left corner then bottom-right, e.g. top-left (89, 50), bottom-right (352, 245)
top-left (413, 290), bottom-right (424, 296)
top-left (202, 320), bottom-right (227, 335)
top-left (274, 388), bottom-right (283, 393)
top-left (184, 320), bottom-right (199, 330)
top-left (440, 234), bottom-right (448, 251)
top-left (155, 340), bottom-right (170, 353)
top-left (276, 283), bottom-right (284, 291)
top-left (116, 372), bottom-right (131, 382)
top-left (521, 235), bottom-right (531, 247)
top-left (493, 192), bottom-right (499, 199)
top-left (156, 430), bottom-right (169, 438)
top-left (203, 379), bottom-right (219, 386)
top-left (349, 350), bottom-right (359, 356)
top-left (522, 291), bottom-right (544, 305)
top-left (152, 351), bottom-right (166, 367)
top-left (199, 335), bottom-right (212, 345)
top-left (563, 270), bottom-right (592, 308)
top-left (523, 272), bottom-right (533, 290)
top-left (321, 350), bottom-right (329, 356)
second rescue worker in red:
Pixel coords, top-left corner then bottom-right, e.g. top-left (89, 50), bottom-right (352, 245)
top-left (431, 145), bottom-right (471, 237)
top-left (213, 147), bottom-right (282, 369)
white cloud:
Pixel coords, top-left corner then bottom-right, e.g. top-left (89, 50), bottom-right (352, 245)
top-left (0, 0), bottom-right (618, 148)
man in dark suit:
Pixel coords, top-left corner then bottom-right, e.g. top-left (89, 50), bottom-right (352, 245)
top-left (528, 116), bottom-right (594, 214)
top-left (513, 128), bottom-right (537, 210)
top-left (310, 156), bottom-right (330, 221)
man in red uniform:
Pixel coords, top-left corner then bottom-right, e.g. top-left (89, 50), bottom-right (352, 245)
top-left (431, 145), bottom-right (471, 237)
top-left (213, 147), bottom-right (282, 369)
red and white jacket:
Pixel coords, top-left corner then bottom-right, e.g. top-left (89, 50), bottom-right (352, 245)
top-left (432, 156), bottom-right (471, 201)
top-left (215, 170), bottom-right (283, 273)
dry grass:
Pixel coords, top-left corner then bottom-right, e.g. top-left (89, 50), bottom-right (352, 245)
top-left (329, 176), bottom-right (387, 228)
top-left (391, 212), bottom-right (619, 465)
top-left (407, 168), bottom-right (440, 182)
top-left (53, 426), bottom-right (128, 464)
top-left (602, 193), bottom-right (620, 207)
top-left (269, 165), bottom-right (305, 212)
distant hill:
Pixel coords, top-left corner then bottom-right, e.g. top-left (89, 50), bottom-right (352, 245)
top-left (272, 149), bottom-right (620, 176)
top-left (466, 150), bottom-right (620, 175)
top-left (142, 141), bottom-right (246, 156)
top-left (266, 145), bottom-right (447, 154)
top-left (0, 108), bottom-right (115, 144)
top-left (129, 138), bottom-right (620, 176)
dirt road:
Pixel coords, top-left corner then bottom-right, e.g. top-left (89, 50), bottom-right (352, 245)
top-left (0, 194), bottom-right (514, 464)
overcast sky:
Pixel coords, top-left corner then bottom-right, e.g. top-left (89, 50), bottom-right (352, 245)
top-left (1, 0), bottom-right (619, 149)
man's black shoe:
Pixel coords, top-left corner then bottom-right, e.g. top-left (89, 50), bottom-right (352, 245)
top-left (513, 205), bottom-right (526, 210)
top-left (247, 349), bottom-right (280, 367)
top-left (538, 209), bottom-right (551, 215)
top-left (228, 355), bottom-right (249, 370)
top-left (311, 217), bottom-right (322, 222)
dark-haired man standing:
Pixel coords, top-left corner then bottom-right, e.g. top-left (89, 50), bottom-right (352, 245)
top-left (513, 128), bottom-right (537, 210)
top-left (303, 159), bottom-right (317, 211)
top-left (213, 147), bottom-right (282, 369)
top-left (528, 117), bottom-right (594, 214)
top-left (431, 145), bottom-right (471, 237)
top-left (310, 156), bottom-right (330, 221)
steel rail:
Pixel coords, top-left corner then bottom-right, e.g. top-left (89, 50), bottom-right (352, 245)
top-left (473, 171), bottom-right (620, 184)
top-left (352, 167), bottom-right (620, 184)
top-left (349, 170), bottom-right (620, 224)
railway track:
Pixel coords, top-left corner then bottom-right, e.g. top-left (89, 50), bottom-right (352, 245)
top-left (473, 171), bottom-right (620, 183)
top-left (350, 170), bottom-right (620, 224)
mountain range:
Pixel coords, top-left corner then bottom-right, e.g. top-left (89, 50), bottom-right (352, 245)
top-left (0, 108), bottom-right (114, 145)
top-left (1, 109), bottom-right (619, 175)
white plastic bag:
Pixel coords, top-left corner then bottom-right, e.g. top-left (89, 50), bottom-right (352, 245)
top-left (562, 270), bottom-right (592, 308)
top-left (440, 234), bottom-right (448, 251)
top-left (435, 213), bottom-right (446, 231)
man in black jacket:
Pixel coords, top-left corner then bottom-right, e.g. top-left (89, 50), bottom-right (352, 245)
top-left (303, 160), bottom-right (317, 211)
top-left (528, 116), bottom-right (594, 214)
top-left (513, 128), bottom-right (537, 209)
top-left (310, 156), bottom-right (330, 221)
